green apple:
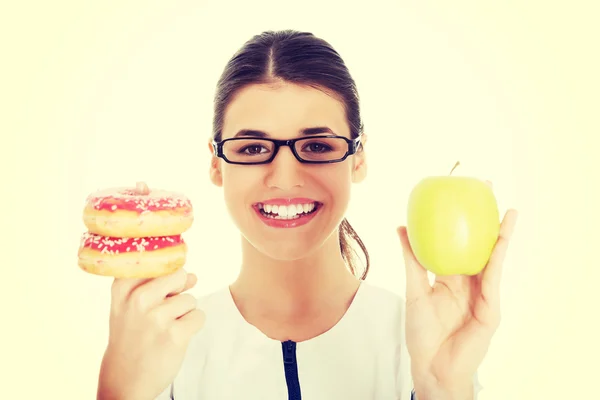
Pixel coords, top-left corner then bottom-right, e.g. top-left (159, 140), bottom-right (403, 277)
top-left (406, 163), bottom-right (500, 276)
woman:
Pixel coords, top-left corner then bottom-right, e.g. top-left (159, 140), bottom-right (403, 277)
top-left (97, 30), bottom-right (518, 400)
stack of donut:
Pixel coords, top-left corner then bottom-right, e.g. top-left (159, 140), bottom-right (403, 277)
top-left (78, 182), bottom-right (194, 279)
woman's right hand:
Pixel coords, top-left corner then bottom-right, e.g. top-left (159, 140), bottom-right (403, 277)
top-left (97, 268), bottom-right (206, 400)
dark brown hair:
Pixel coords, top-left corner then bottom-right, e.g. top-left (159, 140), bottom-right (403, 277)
top-left (211, 29), bottom-right (370, 280)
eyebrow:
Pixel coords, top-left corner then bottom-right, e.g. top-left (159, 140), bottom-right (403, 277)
top-left (233, 126), bottom-right (335, 138)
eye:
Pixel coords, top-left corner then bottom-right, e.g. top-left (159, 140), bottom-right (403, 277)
top-left (239, 144), bottom-right (268, 155)
top-left (303, 141), bottom-right (333, 153)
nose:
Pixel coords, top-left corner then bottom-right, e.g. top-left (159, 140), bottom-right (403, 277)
top-left (264, 145), bottom-right (304, 190)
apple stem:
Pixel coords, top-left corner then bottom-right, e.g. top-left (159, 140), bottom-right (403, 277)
top-left (449, 161), bottom-right (460, 176)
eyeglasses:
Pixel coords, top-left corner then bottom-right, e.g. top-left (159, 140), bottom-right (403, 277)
top-left (212, 135), bottom-right (362, 165)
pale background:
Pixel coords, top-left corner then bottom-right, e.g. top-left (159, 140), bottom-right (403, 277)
top-left (2, 1), bottom-right (598, 399)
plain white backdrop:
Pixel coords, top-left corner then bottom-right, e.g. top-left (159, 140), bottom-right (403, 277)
top-left (3, 1), bottom-right (598, 399)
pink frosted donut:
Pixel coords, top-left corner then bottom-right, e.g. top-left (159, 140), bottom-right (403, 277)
top-left (82, 182), bottom-right (194, 238)
top-left (78, 232), bottom-right (188, 278)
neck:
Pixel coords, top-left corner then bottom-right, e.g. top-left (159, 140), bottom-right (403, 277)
top-left (230, 230), bottom-right (360, 319)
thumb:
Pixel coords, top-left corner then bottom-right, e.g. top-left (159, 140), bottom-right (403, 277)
top-left (397, 226), bottom-right (431, 301)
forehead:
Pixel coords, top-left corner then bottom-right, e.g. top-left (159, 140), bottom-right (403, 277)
top-left (221, 82), bottom-right (349, 139)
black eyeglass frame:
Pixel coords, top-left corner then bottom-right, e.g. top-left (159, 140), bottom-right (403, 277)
top-left (211, 134), bottom-right (363, 165)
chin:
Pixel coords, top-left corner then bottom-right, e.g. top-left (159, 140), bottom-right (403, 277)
top-left (245, 232), bottom-right (324, 262)
top-left (244, 225), bottom-right (340, 264)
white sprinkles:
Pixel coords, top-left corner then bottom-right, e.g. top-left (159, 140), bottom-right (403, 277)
top-left (86, 187), bottom-right (192, 213)
top-left (80, 232), bottom-right (181, 255)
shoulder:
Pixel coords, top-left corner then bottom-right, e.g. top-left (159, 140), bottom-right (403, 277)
top-left (358, 280), bottom-right (406, 313)
top-left (349, 280), bottom-right (407, 336)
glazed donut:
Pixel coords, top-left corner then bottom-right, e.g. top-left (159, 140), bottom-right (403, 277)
top-left (78, 182), bottom-right (194, 278)
top-left (78, 232), bottom-right (187, 278)
top-left (83, 182), bottom-right (193, 238)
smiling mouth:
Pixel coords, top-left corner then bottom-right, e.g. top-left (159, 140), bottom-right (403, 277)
top-left (255, 202), bottom-right (321, 220)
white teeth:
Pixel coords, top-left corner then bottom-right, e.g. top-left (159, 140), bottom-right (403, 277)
top-left (258, 202), bottom-right (318, 219)
top-left (278, 206), bottom-right (288, 217)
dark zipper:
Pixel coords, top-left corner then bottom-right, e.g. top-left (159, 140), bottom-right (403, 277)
top-left (282, 340), bottom-right (302, 400)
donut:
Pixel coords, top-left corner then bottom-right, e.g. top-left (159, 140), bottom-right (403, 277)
top-left (83, 182), bottom-right (193, 238)
top-left (78, 232), bottom-right (188, 278)
top-left (78, 182), bottom-right (194, 278)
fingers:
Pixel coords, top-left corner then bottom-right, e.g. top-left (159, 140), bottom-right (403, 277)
top-left (152, 297), bottom-right (206, 347)
top-left (167, 273), bottom-right (197, 298)
top-left (130, 268), bottom-right (191, 309)
top-left (111, 277), bottom-right (153, 306)
top-left (480, 209), bottom-right (519, 306)
top-left (433, 274), bottom-right (470, 293)
top-left (176, 308), bottom-right (207, 338)
top-left (111, 270), bottom-right (197, 311)
top-left (153, 293), bottom-right (198, 322)
top-left (183, 273), bottom-right (198, 292)
top-left (397, 226), bottom-right (431, 301)
top-left (500, 208), bottom-right (519, 240)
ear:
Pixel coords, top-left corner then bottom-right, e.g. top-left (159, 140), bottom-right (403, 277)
top-left (351, 133), bottom-right (367, 184)
top-left (208, 139), bottom-right (223, 187)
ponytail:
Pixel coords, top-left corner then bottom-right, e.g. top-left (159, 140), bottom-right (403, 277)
top-left (339, 218), bottom-right (370, 280)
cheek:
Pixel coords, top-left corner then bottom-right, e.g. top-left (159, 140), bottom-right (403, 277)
top-left (222, 167), bottom-right (256, 208)
top-left (317, 164), bottom-right (353, 206)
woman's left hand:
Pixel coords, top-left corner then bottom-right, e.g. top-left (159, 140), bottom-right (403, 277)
top-left (397, 197), bottom-right (518, 398)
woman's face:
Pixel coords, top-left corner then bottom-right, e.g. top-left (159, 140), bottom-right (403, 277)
top-left (208, 82), bottom-right (367, 261)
